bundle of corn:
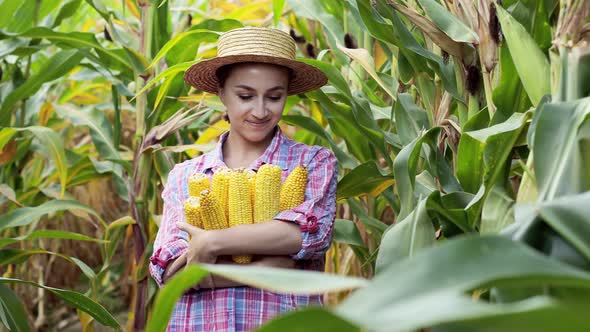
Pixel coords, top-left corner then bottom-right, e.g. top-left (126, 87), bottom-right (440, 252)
top-left (181, 165), bottom-right (309, 263)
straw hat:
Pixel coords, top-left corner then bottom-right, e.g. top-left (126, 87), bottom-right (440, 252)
top-left (183, 27), bottom-right (328, 95)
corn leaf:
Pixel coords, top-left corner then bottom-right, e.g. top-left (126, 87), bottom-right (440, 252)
top-left (337, 236), bottom-right (590, 332)
top-left (0, 199), bottom-right (102, 231)
top-left (495, 5), bottom-right (550, 106)
top-left (417, 0), bottom-right (479, 43)
top-left (532, 98), bottom-right (590, 200)
top-left (258, 308), bottom-right (360, 332)
top-left (0, 284), bottom-right (30, 332)
top-left (0, 277), bottom-right (119, 330)
top-left (0, 50), bottom-right (83, 126)
top-left (375, 197), bottom-right (435, 274)
top-left (336, 161), bottom-right (394, 199)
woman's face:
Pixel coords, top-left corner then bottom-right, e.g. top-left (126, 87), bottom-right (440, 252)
top-left (219, 63), bottom-right (289, 144)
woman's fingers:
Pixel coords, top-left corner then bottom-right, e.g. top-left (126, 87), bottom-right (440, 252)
top-left (176, 222), bottom-right (200, 235)
top-left (163, 253), bottom-right (187, 283)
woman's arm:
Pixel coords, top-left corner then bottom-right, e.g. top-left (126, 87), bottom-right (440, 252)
top-left (176, 220), bottom-right (302, 264)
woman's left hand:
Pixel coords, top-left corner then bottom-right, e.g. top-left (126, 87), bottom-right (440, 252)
top-left (176, 222), bottom-right (218, 265)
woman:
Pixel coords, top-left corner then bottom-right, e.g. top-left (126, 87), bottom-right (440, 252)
top-left (149, 27), bottom-right (338, 331)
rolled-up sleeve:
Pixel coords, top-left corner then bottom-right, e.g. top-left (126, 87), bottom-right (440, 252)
top-left (274, 148), bottom-right (338, 260)
top-left (149, 165), bottom-right (189, 287)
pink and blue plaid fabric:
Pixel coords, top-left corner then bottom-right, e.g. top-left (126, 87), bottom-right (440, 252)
top-left (149, 126), bottom-right (338, 331)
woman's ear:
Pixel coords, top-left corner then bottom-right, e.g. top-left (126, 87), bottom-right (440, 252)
top-left (218, 87), bottom-right (226, 104)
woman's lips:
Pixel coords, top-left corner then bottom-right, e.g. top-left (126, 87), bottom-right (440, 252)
top-left (246, 120), bottom-right (270, 128)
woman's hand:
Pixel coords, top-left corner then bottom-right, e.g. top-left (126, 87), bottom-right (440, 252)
top-left (252, 255), bottom-right (296, 269)
top-left (176, 222), bottom-right (219, 265)
top-left (162, 252), bottom-right (187, 284)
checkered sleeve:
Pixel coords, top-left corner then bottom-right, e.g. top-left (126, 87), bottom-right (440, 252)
top-left (149, 164), bottom-right (189, 287)
top-left (274, 148), bottom-right (338, 260)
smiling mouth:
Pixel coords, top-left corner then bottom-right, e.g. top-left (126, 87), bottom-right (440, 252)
top-left (247, 120), bottom-right (270, 126)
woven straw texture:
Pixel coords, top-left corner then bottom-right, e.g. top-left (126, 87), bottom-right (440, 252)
top-left (184, 27), bottom-right (327, 95)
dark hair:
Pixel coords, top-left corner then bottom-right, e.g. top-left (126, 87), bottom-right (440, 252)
top-left (215, 62), bottom-right (294, 90)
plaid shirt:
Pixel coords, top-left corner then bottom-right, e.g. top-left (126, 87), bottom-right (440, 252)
top-left (149, 126), bottom-right (338, 331)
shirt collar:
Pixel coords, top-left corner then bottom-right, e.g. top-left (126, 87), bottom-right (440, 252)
top-left (201, 125), bottom-right (288, 172)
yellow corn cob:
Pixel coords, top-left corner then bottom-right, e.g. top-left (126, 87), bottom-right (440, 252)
top-left (200, 189), bottom-right (228, 230)
top-left (280, 166), bottom-right (309, 210)
top-left (183, 196), bottom-right (203, 229)
top-left (245, 169), bottom-right (256, 207)
top-left (228, 169), bottom-right (254, 264)
top-left (211, 167), bottom-right (232, 221)
top-left (254, 164), bottom-right (282, 223)
top-left (188, 173), bottom-right (210, 197)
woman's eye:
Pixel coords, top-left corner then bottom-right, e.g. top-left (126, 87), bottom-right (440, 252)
top-left (267, 96), bottom-right (282, 101)
top-left (238, 95), bottom-right (253, 100)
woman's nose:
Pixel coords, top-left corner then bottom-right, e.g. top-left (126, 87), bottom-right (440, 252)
top-left (252, 98), bottom-right (267, 118)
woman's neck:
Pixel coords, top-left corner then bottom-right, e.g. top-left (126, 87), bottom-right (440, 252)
top-left (222, 128), bottom-right (275, 169)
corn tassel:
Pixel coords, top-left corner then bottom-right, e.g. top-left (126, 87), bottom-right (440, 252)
top-left (188, 173), bottom-right (210, 197)
top-left (280, 166), bottom-right (308, 210)
top-left (254, 164), bottom-right (282, 223)
top-left (229, 169), bottom-right (254, 263)
top-left (211, 167), bottom-right (232, 221)
top-left (200, 189), bottom-right (228, 230)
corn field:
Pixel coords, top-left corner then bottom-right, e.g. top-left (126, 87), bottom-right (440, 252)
top-left (1, 0), bottom-right (589, 331)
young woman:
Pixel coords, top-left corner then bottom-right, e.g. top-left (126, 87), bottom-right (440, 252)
top-left (149, 27), bottom-right (338, 331)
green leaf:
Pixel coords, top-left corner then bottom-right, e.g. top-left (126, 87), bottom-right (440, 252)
top-left (52, 0), bottom-right (82, 28)
top-left (0, 0), bottom-right (35, 33)
top-left (417, 0), bottom-right (479, 43)
top-left (375, 197), bottom-right (435, 274)
top-left (0, 128), bottom-right (17, 151)
top-left (19, 27), bottom-right (132, 71)
top-left (0, 230), bottom-right (108, 248)
top-left (298, 59), bottom-right (352, 99)
top-left (492, 42), bottom-right (532, 123)
top-left (481, 186), bottom-right (515, 234)
top-left (286, 0), bottom-right (344, 53)
top-left (0, 249), bottom-right (95, 279)
top-left (272, 0), bottom-right (286, 27)
top-left (337, 236), bottom-right (590, 332)
top-left (134, 61), bottom-right (195, 100)
top-left (0, 50), bottom-right (83, 126)
top-left (145, 265), bottom-right (209, 332)
top-left (258, 307), bottom-right (360, 332)
top-left (539, 192), bottom-right (590, 262)
top-left (281, 114), bottom-right (356, 169)
top-left (347, 199), bottom-right (389, 237)
top-left (333, 219), bottom-right (366, 247)
top-left (457, 112), bottom-right (530, 194)
top-left (0, 284), bottom-right (30, 332)
top-left (394, 93), bottom-right (429, 145)
top-left (14, 127), bottom-right (68, 196)
top-left (533, 98), bottom-right (590, 200)
top-left (55, 107), bottom-right (120, 160)
top-left (495, 5), bottom-right (550, 106)
top-left (149, 30), bottom-right (219, 67)
top-left (0, 199), bottom-right (102, 231)
top-left (336, 162), bottom-right (394, 199)
top-left (204, 264), bottom-right (368, 294)
top-left (338, 45), bottom-right (397, 99)
top-left (0, 277), bottom-right (119, 330)
top-left (393, 128), bottom-right (441, 219)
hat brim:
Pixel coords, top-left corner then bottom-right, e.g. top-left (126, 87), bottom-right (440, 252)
top-left (183, 55), bottom-right (328, 95)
